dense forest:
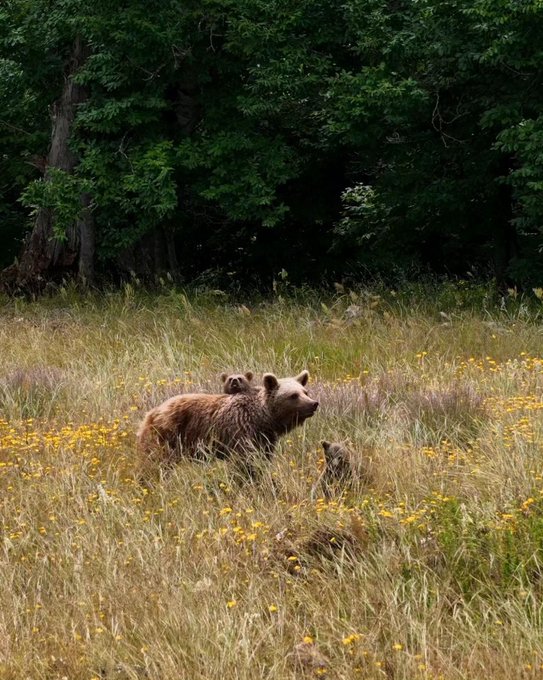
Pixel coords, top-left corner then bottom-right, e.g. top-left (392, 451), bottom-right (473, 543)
top-left (1, 0), bottom-right (542, 292)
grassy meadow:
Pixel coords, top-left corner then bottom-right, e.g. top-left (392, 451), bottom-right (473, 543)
top-left (2, 283), bottom-right (543, 679)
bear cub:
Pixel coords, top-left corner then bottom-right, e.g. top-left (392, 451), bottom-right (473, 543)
top-left (322, 441), bottom-right (354, 484)
top-left (221, 371), bottom-right (255, 395)
top-left (311, 441), bottom-right (371, 498)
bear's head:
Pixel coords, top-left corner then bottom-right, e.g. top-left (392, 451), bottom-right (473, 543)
top-left (221, 371), bottom-right (254, 395)
top-left (263, 370), bottom-right (319, 433)
top-left (322, 440), bottom-right (350, 467)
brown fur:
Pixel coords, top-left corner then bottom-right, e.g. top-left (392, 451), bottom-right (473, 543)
top-left (311, 441), bottom-right (371, 498)
top-left (322, 441), bottom-right (354, 483)
top-left (137, 370), bottom-right (318, 465)
top-left (220, 371), bottom-right (255, 395)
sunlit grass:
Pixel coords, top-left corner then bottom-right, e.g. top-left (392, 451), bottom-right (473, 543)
top-left (2, 283), bottom-right (543, 678)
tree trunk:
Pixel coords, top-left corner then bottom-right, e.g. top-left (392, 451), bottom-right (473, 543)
top-left (164, 227), bottom-right (179, 275)
top-left (4, 37), bottom-right (93, 294)
top-left (492, 157), bottom-right (518, 292)
top-left (78, 192), bottom-right (95, 284)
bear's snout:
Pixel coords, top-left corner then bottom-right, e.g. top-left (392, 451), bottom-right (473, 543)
top-left (304, 398), bottom-right (319, 416)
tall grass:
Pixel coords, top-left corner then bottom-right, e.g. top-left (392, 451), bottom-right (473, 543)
top-left (1, 283), bottom-right (543, 679)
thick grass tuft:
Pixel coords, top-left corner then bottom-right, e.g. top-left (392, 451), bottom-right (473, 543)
top-left (0, 366), bottom-right (65, 419)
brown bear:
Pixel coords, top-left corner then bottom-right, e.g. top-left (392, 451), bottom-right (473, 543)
top-left (137, 370), bottom-right (318, 466)
top-left (220, 371), bottom-right (255, 395)
top-left (321, 441), bottom-right (354, 483)
top-left (311, 441), bottom-right (371, 498)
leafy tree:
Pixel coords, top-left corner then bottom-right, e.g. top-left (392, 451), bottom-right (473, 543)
top-left (1, 0), bottom-right (543, 292)
top-left (328, 0), bottom-right (543, 283)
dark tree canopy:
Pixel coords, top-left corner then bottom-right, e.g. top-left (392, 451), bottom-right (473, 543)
top-left (1, 0), bottom-right (542, 292)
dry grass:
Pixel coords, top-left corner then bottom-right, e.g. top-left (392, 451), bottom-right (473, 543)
top-left (2, 283), bottom-right (543, 679)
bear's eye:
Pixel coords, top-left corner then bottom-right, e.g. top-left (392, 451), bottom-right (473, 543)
top-left (290, 394), bottom-right (298, 400)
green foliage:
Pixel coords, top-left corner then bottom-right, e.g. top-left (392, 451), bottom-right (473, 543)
top-left (336, 184), bottom-right (389, 245)
top-left (497, 117), bottom-right (543, 228)
top-left (179, 132), bottom-right (297, 226)
top-left (1, 0), bottom-right (543, 285)
top-left (21, 169), bottom-right (93, 239)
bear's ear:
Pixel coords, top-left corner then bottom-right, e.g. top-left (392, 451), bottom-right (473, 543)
top-left (263, 373), bottom-right (279, 392)
top-left (322, 440), bottom-right (331, 452)
top-left (245, 371), bottom-right (254, 382)
top-left (220, 372), bottom-right (228, 383)
top-left (296, 370), bottom-right (309, 386)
